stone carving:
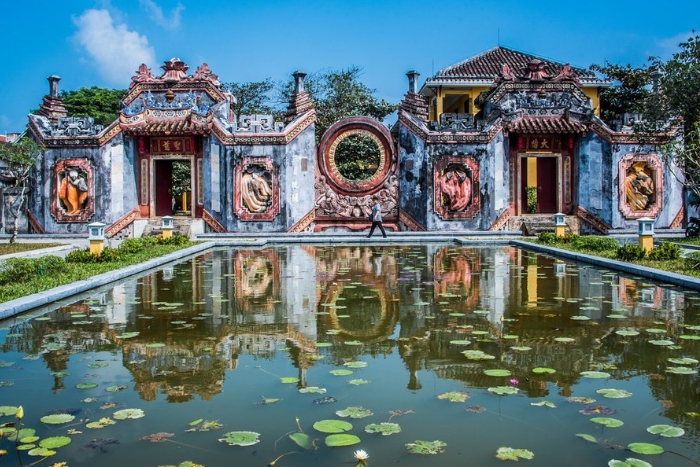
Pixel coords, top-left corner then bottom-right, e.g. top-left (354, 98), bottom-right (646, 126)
top-left (52, 159), bottom-right (94, 223)
top-left (123, 90), bottom-right (213, 116)
top-left (236, 114), bottom-right (284, 133)
top-left (625, 161), bottom-right (655, 210)
top-left (434, 156), bottom-right (480, 220)
top-left (50, 117), bottom-right (104, 137)
top-left (234, 157), bottom-right (279, 221)
top-left (618, 154), bottom-right (663, 219)
top-left (437, 113), bottom-right (475, 131)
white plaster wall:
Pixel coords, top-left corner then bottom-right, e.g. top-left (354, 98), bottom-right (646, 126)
top-left (210, 142), bottom-right (221, 213)
top-left (109, 144), bottom-right (124, 219)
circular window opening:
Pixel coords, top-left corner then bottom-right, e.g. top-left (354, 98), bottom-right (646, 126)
top-left (334, 134), bottom-right (381, 182)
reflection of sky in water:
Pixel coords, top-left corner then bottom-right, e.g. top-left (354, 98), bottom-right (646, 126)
top-left (0, 245), bottom-right (699, 466)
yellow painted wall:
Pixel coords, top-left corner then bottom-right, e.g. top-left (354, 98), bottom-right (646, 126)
top-left (527, 157), bottom-right (537, 187)
top-left (583, 88), bottom-right (601, 117)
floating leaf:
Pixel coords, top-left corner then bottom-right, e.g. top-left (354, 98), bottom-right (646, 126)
top-left (679, 334), bottom-right (700, 340)
top-left (615, 330), bottom-right (640, 337)
top-left (347, 379), bottom-right (369, 386)
top-left (20, 436), bottom-right (40, 443)
top-left (646, 424), bottom-right (685, 437)
top-left (140, 432), bottom-right (174, 442)
top-left (344, 361), bottom-right (367, 368)
top-left (581, 371), bottom-right (611, 379)
top-left (571, 316), bottom-right (591, 321)
top-left (113, 408), bottom-right (145, 420)
top-left (567, 397), bottom-right (597, 404)
top-left (510, 346), bottom-right (532, 351)
top-left (27, 447), bottom-right (55, 457)
top-left (627, 443), bottom-right (664, 455)
top-left (279, 377), bottom-right (299, 384)
top-left (437, 391), bottom-right (468, 402)
top-left (219, 431), bottom-right (261, 446)
top-left (39, 436), bottom-right (72, 449)
top-left (365, 422), bottom-right (401, 436)
top-left (484, 369), bottom-right (512, 377)
top-left (596, 388), bottom-right (632, 399)
top-left (86, 417), bottom-right (116, 429)
top-left (648, 340), bottom-right (674, 346)
top-left (532, 367), bottom-right (556, 374)
top-left (590, 417), bottom-right (624, 428)
top-left (496, 446), bottom-right (534, 461)
top-left (76, 383), bottom-right (98, 390)
top-left (146, 343), bottom-right (166, 348)
top-left (17, 444), bottom-right (36, 450)
top-left (105, 385), bottom-right (127, 392)
top-left (554, 337), bottom-right (575, 343)
top-left (0, 406), bottom-right (18, 416)
top-left (580, 405), bottom-right (617, 416)
top-left (336, 407), bottom-right (373, 418)
top-left (289, 432), bottom-right (313, 450)
top-left (40, 414), bottom-right (75, 424)
top-left (330, 369), bottom-right (353, 376)
top-left (665, 367), bottom-right (698, 375)
top-left (405, 439), bottom-right (446, 455)
top-left (325, 434), bottom-right (361, 447)
top-left (116, 332), bottom-right (140, 339)
top-left (450, 340), bottom-right (472, 345)
top-left (462, 350), bottom-right (495, 360)
top-left (87, 362), bottom-right (108, 369)
top-left (667, 357), bottom-right (699, 365)
top-left (488, 386), bottom-right (520, 395)
top-left (608, 459), bottom-right (653, 467)
top-left (186, 420), bottom-right (223, 432)
top-left (576, 433), bottom-right (597, 443)
top-left (344, 341), bottom-right (363, 346)
top-left (531, 401), bottom-right (556, 408)
top-left (299, 386), bottom-right (326, 394)
top-left (313, 419), bottom-right (353, 433)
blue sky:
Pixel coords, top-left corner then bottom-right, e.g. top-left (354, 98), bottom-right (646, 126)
top-left (2, 0), bottom-right (698, 134)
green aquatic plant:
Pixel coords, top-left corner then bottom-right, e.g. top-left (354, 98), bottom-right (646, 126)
top-left (646, 424), bottom-right (685, 437)
top-left (437, 392), bottom-right (468, 402)
top-left (405, 439), bottom-right (446, 455)
top-left (336, 407), bottom-right (373, 419)
top-left (219, 431), bottom-right (261, 446)
top-left (495, 446), bottom-right (534, 461)
top-left (325, 433), bottom-right (361, 447)
top-left (364, 422), bottom-right (401, 436)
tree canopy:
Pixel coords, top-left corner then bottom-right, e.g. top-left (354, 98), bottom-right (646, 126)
top-left (60, 87), bottom-right (126, 127)
top-left (221, 78), bottom-right (277, 121)
top-left (0, 137), bottom-right (43, 242)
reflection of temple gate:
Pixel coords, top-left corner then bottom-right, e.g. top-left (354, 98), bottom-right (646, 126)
top-left (314, 117), bottom-right (399, 231)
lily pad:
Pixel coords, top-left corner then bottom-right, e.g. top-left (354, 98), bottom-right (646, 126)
top-left (186, 419), bottom-right (223, 432)
top-left (27, 447), bottom-right (56, 457)
top-left (667, 357), bottom-right (699, 365)
top-left (76, 383), bottom-right (98, 390)
top-left (462, 350), bottom-right (496, 360)
top-left (450, 340), bottom-right (472, 345)
top-left (627, 443), bottom-right (664, 455)
top-left (648, 340), bottom-right (675, 346)
top-left (344, 361), bottom-right (367, 368)
top-left (496, 446), bottom-right (534, 461)
top-left (437, 391), bottom-right (468, 402)
top-left (646, 424), bottom-right (685, 437)
top-left (532, 367), bottom-right (556, 374)
top-left (665, 367), bottom-right (698, 375)
top-left (0, 406), bottom-right (18, 416)
top-left (615, 330), bottom-right (640, 337)
top-left (330, 369), bottom-right (353, 376)
top-left (113, 408), bottom-right (145, 420)
top-left (87, 362), bottom-right (108, 369)
top-left (571, 315), bottom-right (591, 321)
top-left (336, 406), bottom-right (373, 418)
top-left (39, 436), bottom-right (72, 449)
top-left (365, 422), bottom-right (401, 436)
top-left (679, 334), bottom-right (700, 340)
top-left (531, 400), bottom-right (556, 408)
top-left (325, 434), bottom-right (361, 447)
top-left (608, 459), bottom-right (653, 467)
top-left (313, 419), bottom-right (353, 433)
top-left (86, 417), bottom-right (116, 429)
top-left (289, 432), bottom-right (313, 450)
top-left (510, 346), bottom-right (532, 351)
top-left (40, 413), bottom-right (75, 424)
top-left (596, 388), bottom-right (632, 399)
top-left (576, 433), bottom-right (597, 443)
top-left (279, 377), bottom-right (299, 384)
top-left (590, 417), bottom-right (624, 428)
top-left (105, 385), bottom-right (127, 392)
top-left (488, 386), bottom-right (520, 395)
top-left (554, 337), bottom-right (575, 343)
top-left (484, 369), bottom-right (512, 377)
top-left (405, 439), bottom-right (446, 455)
top-left (146, 342), bottom-right (166, 348)
top-left (219, 431), bottom-right (261, 446)
top-left (344, 340), bottom-right (363, 346)
top-left (581, 371), bottom-right (611, 379)
top-left (299, 386), bottom-right (326, 394)
top-left (347, 379), bottom-right (369, 386)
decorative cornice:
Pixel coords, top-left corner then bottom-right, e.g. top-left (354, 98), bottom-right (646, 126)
top-left (105, 208), bottom-right (140, 238)
top-left (211, 110), bottom-right (316, 146)
top-left (398, 208), bottom-right (427, 231)
top-left (488, 203), bottom-right (515, 231)
top-left (119, 108), bottom-right (214, 136)
top-left (576, 206), bottom-right (612, 234)
top-left (487, 81), bottom-right (589, 107)
top-left (588, 119), bottom-right (679, 144)
top-left (288, 209), bottom-right (316, 232)
top-left (202, 209), bottom-right (227, 233)
top-left (28, 118), bottom-right (122, 148)
top-left (398, 110), bottom-right (501, 144)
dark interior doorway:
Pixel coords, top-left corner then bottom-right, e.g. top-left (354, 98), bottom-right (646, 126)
top-left (154, 160), bottom-right (192, 217)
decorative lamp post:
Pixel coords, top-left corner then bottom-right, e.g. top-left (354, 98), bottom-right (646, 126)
top-left (554, 212), bottom-right (566, 238)
top-left (162, 216), bottom-right (174, 239)
top-left (87, 222), bottom-right (106, 255)
top-left (637, 217), bottom-right (655, 252)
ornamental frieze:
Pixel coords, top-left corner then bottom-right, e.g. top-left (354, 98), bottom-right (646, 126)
top-left (434, 156), bottom-right (480, 220)
top-left (618, 154), bottom-right (663, 220)
top-left (51, 158), bottom-right (95, 223)
top-left (234, 157), bottom-right (280, 221)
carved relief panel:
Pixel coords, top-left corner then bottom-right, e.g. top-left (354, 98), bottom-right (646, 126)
top-left (434, 156), bottom-right (480, 220)
top-left (52, 158), bottom-right (95, 223)
top-left (234, 157), bottom-right (279, 221)
top-left (618, 154), bottom-right (662, 219)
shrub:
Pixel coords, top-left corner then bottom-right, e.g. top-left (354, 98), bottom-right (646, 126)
top-left (537, 232), bottom-right (559, 245)
top-left (99, 247), bottom-right (121, 262)
top-left (686, 251), bottom-right (700, 268)
top-left (35, 255), bottom-right (66, 274)
top-left (562, 233), bottom-right (580, 244)
top-left (572, 236), bottom-right (619, 252)
top-left (648, 242), bottom-right (682, 261)
top-left (65, 249), bottom-right (100, 264)
top-left (157, 234), bottom-right (189, 246)
top-left (0, 258), bottom-right (39, 283)
top-left (616, 244), bottom-right (647, 261)
top-left (118, 238), bottom-right (145, 254)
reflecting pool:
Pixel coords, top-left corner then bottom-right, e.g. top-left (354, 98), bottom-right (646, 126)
top-left (1, 245), bottom-right (700, 467)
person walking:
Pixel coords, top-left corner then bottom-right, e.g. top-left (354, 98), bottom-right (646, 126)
top-left (367, 196), bottom-right (387, 238)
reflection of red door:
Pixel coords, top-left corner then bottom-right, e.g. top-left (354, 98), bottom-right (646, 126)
top-left (537, 157), bottom-right (557, 213)
top-left (155, 160), bottom-right (172, 216)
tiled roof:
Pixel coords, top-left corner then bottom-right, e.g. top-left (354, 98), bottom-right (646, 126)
top-left (121, 119), bottom-right (211, 136)
top-left (433, 46), bottom-right (599, 81)
top-left (505, 116), bottom-right (588, 134)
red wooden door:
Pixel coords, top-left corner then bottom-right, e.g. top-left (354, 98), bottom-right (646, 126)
top-left (155, 160), bottom-right (173, 216)
top-left (536, 157), bottom-right (557, 213)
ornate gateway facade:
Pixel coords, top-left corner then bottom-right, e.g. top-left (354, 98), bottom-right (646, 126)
top-left (24, 48), bottom-right (684, 236)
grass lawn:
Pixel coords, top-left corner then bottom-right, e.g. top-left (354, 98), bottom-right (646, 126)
top-left (0, 241), bottom-right (196, 303)
top-left (0, 243), bottom-right (63, 256)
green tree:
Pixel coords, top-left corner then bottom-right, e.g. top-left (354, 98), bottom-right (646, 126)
top-left (279, 66), bottom-right (396, 141)
top-left (221, 78), bottom-right (277, 121)
top-left (659, 32), bottom-right (700, 132)
top-left (589, 62), bottom-right (653, 126)
top-left (60, 87), bottom-right (126, 126)
top-left (0, 138), bottom-right (43, 243)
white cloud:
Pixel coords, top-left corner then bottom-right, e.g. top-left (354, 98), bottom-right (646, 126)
top-left (139, 0), bottom-right (184, 30)
top-left (656, 31), bottom-right (697, 60)
top-left (73, 9), bottom-right (156, 85)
